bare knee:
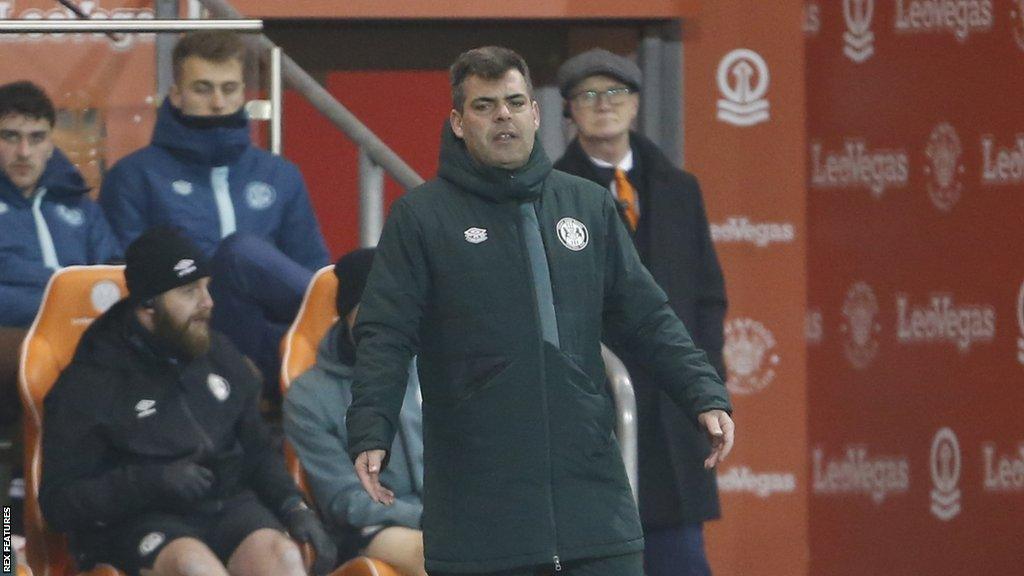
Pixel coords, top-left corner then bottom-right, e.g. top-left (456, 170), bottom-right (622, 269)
top-left (150, 538), bottom-right (226, 576)
top-left (269, 534), bottom-right (304, 570)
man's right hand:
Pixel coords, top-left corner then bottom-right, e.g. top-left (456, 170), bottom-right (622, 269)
top-left (354, 450), bottom-right (395, 505)
top-left (153, 456), bottom-right (215, 506)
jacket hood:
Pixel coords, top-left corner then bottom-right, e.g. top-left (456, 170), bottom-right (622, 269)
top-left (151, 100), bottom-right (251, 166)
top-left (0, 148), bottom-right (89, 204)
top-left (74, 299), bottom-right (182, 370)
top-left (314, 323), bottom-right (353, 381)
top-left (436, 121), bottom-right (552, 203)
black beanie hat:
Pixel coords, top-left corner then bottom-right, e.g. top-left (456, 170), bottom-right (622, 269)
top-left (125, 226), bottom-right (211, 303)
top-left (334, 248), bottom-right (376, 319)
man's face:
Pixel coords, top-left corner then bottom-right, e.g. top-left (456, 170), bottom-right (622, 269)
top-left (450, 69), bottom-right (540, 170)
top-left (568, 75), bottom-right (639, 142)
top-left (151, 276), bottom-right (214, 358)
top-left (0, 113), bottom-right (54, 196)
top-left (169, 56), bottom-right (245, 116)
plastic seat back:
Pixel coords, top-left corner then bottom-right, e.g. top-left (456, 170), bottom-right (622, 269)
top-left (18, 266), bottom-right (128, 576)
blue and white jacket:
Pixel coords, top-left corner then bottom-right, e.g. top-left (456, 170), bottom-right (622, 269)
top-left (0, 149), bottom-right (121, 327)
top-left (100, 101), bottom-right (329, 270)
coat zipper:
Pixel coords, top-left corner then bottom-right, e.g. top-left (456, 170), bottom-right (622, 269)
top-left (513, 194), bottom-right (561, 565)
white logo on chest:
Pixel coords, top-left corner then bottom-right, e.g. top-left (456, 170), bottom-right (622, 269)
top-left (138, 531), bottom-right (165, 556)
top-left (0, 201), bottom-right (8, 215)
top-left (55, 204), bottom-right (84, 227)
top-left (172, 180), bottom-right (193, 196)
top-left (208, 373), bottom-right (231, 402)
top-left (556, 217), bottom-right (588, 251)
top-left (464, 227), bottom-right (488, 244)
top-left (245, 182), bottom-right (276, 210)
top-left (135, 399), bottom-right (156, 418)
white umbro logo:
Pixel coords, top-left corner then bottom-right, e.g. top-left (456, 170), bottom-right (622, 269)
top-left (173, 259), bottom-right (197, 278)
top-left (135, 399), bottom-right (156, 418)
top-left (464, 227), bottom-right (488, 244)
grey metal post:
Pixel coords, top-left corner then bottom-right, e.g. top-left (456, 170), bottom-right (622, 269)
top-left (155, 0), bottom-right (179, 99)
top-left (359, 148), bottom-right (385, 247)
top-left (535, 85), bottom-right (566, 162)
top-left (660, 24), bottom-right (683, 166)
top-left (639, 30), bottom-right (662, 147)
top-left (601, 344), bottom-right (639, 504)
top-left (270, 46), bottom-right (282, 155)
top-left (197, 0), bottom-right (424, 191)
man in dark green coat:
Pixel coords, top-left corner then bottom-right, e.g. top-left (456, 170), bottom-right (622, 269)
top-left (347, 46), bottom-right (735, 576)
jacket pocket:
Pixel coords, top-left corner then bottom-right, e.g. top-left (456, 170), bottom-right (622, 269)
top-left (449, 355), bottom-right (512, 404)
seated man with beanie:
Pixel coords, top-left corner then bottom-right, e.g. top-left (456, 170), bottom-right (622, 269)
top-left (39, 226), bottom-right (336, 576)
top-left (284, 248), bottom-right (426, 576)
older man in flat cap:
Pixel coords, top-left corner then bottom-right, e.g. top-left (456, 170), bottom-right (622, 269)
top-left (554, 48), bottom-right (730, 576)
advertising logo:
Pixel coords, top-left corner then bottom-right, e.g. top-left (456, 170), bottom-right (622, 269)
top-left (89, 279), bottom-right (121, 314)
top-left (930, 427), bottom-right (962, 521)
top-left (924, 123), bottom-right (964, 212)
top-left (896, 293), bottom-right (996, 353)
top-left (1017, 281), bottom-right (1024, 366)
top-left (894, 0), bottom-right (993, 42)
top-left (710, 217), bottom-right (796, 247)
top-left (813, 445), bottom-right (910, 504)
top-left (0, 2), bottom-right (156, 50)
top-left (804, 1), bottom-right (822, 37)
top-left (843, 0), bottom-right (875, 62)
top-left (981, 134), bottom-right (1024, 185)
top-left (716, 49), bottom-right (770, 127)
top-left (723, 318), bottom-right (779, 395)
top-left (810, 139), bottom-right (910, 198)
top-left (983, 440), bottom-right (1024, 492)
top-left (718, 466), bottom-right (798, 498)
top-left (806, 307), bottom-right (824, 345)
top-left (840, 282), bottom-right (880, 370)
top-left (1014, 1), bottom-right (1024, 51)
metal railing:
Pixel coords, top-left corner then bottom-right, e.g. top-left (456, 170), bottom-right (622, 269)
top-left (602, 344), bottom-right (639, 504)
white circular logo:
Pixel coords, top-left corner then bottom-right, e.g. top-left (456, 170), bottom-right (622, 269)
top-left (171, 180), bottom-right (193, 196)
top-left (924, 122), bottom-right (964, 212)
top-left (717, 49), bottom-right (770, 106)
top-left (208, 373), bottom-right (231, 402)
top-left (556, 217), bottom-right (589, 251)
top-left (0, 201), bottom-right (8, 215)
top-left (840, 282), bottom-right (880, 370)
top-left (90, 280), bottom-right (122, 313)
top-left (138, 531), bottom-right (165, 557)
top-left (844, 0), bottom-right (875, 36)
top-left (723, 318), bottom-right (779, 395)
top-left (245, 182), bottom-right (276, 210)
top-left (929, 427), bottom-right (962, 521)
top-left (55, 205), bottom-right (85, 227)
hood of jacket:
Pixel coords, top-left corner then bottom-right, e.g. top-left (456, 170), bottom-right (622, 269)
top-left (73, 299), bottom-right (186, 370)
top-left (314, 322), bottom-right (354, 381)
top-left (436, 121), bottom-right (552, 203)
top-left (150, 100), bottom-right (251, 166)
top-left (0, 148), bottom-right (89, 205)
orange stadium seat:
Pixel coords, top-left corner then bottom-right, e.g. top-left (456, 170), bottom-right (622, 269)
top-left (18, 265), bottom-right (129, 576)
top-left (280, 265), bottom-right (402, 576)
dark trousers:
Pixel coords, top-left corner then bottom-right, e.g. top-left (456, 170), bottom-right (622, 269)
top-left (644, 523), bottom-right (711, 576)
top-left (208, 234), bottom-right (314, 400)
top-left (431, 552), bottom-right (643, 576)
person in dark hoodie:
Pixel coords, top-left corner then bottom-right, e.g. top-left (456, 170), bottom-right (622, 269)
top-left (40, 226), bottom-right (336, 576)
top-left (284, 248), bottom-right (426, 576)
top-left (99, 30), bottom-right (329, 395)
top-left (347, 46), bottom-right (735, 576)
top-left (552, 49), bottom-right (729, 576)
top-left (0, 80), bottom-right (121, 515)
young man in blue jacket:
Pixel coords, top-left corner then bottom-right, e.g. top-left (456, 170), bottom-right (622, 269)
top-left (100, 31), bottom-right (329, 395)
top-left (284, 248), bottom-right (426, 576)
top-left (0, 80), bottom-right (121, 512)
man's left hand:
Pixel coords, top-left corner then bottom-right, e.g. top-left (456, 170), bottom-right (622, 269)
top-left (697, 409), bottom-right (735, 469)
top-left (285, 503), bottom-right (338, 575)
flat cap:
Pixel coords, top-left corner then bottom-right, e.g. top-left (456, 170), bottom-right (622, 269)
top-left (556, 48), bottom-right (642, 98)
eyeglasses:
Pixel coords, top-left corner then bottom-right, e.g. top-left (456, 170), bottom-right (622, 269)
top-left (570, 86), bottom-right (633, 107)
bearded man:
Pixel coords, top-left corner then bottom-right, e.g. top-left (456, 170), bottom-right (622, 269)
top-left (39, 226), bottom-right (336, 576)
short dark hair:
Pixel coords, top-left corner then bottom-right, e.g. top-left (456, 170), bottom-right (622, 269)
top-left (172, 30), bottom-right (247, 83)
top-left (450, 46), bottom-right (533, 112)
top-left (0, 81), bottom-right (55, 126)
